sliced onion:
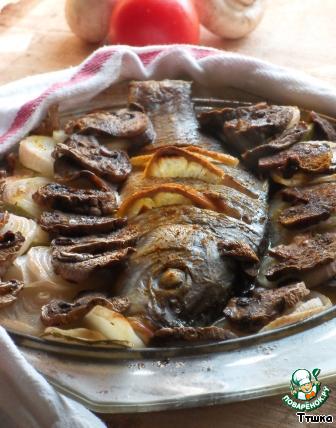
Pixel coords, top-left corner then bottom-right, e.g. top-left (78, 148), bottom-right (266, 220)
top-left (43, 327), bottom-right (107, 343)
top-left (0, 213), bottom-right (49, 255)
top-left (84, 305), bottom-right (145, 348)
top-left (52, 130), bottom-right (67, 144)
top-left (2, 176), bottom-right (51, 218)
top-left (19, 135), bottom-right (56, 177)
top-left (25, 246), bottom-right (72, 289)
top-left (4, 255), bottom-right (31, 283)
top-left (0, 282), bottom-right (76, 335)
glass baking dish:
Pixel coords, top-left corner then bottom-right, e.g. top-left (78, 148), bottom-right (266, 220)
top-left (5, 82), bottom-right (336, 413)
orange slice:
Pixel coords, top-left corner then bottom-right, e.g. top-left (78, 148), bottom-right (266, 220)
top-left (117, 183), bottom-right (218, 218)
top-left (131, 146), bottom-right (239, 168)
top-left (143, 147), bottom-right (229, 184)
top-left (130, 154), bottom-right (152, 167)
top-left (185, 146), bottom-right (239, 166)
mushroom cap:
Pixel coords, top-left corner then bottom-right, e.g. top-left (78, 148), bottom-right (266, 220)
top-left (193, 0), bottom-right (266, 40)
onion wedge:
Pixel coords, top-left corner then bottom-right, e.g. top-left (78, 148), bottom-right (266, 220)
top-left (0, 213), bottom-right (49, 255)
top-left (43, 327), bottom-right (107, 343)
top-left (84, 305), bottom-right (145, 348)
top-left (2, 176), bottom-right (51, 218)
top-left (19, 135), bottom-right (56, 177)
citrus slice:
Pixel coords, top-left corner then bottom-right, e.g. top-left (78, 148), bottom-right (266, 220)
top-left (117, 183), bottom-right (217, 218)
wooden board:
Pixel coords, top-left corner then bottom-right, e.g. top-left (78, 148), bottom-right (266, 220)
top-left (0, 0), bottom-right (336, 86)
top-left (0, 1), bottom-right (336, 426)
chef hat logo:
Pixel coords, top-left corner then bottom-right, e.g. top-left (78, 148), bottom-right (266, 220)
top-left (290, 368), bottom-right (321, 401)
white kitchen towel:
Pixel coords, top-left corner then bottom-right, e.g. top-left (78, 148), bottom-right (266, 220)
top-left (0, 44), bottom-right (336, 428)
top-left (0, 44), bottom-right (336, 158)
top-left (0, 327), bottom-right (105, 428)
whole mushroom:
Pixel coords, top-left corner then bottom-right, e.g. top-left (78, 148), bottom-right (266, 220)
top-left (65, 0), bottom-right (117, 43)
top-left (193, 0), bottom-right (266, 40)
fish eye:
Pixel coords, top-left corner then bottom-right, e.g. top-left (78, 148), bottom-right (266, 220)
top-left (158, 268), bottom-right (187, 289)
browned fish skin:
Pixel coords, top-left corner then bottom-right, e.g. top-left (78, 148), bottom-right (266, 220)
top-left (128, 80), bottom-right (223, 152)
top-left (116, 80), bottom-right (269, 328)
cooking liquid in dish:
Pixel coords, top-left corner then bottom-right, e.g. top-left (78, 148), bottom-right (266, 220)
top-left (0, 80), bottom-right (335, 347)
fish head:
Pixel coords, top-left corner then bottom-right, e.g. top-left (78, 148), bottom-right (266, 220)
top-left (117, 223), bottom-right (235, 327)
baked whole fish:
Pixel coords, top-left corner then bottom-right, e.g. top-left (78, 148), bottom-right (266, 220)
top-left (115, 80), bottom-right (269, 334)
top-left (0, 79), bottom-right (334, 347)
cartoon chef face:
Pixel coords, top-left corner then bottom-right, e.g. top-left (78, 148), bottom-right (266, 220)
top-left (292, 369), bottom-right (313, 394)
top-left (300, 381), bottom-right (313, 393)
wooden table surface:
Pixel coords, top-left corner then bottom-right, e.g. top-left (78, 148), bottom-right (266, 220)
top-left (1, 1), bottom-right (336, 427)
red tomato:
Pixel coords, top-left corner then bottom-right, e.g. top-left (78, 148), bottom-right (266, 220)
top-left (108, 0), bottom-right (200, 46)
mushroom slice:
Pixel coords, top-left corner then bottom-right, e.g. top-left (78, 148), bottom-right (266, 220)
top-left (33, 183), bottom-right (119, 216)
top-left (153, 326), bottom-right (236, 344)
top-left (54, 157), bottom-right (111, 191)
top-left (310, 111), bottom-right (336, 141)
top-left (0, 279), bottom-right (24, 308)
top-left (52, 227), bottom-right (138, 254)
top-left (198, 103), bottom-right (300, 153)
top-left (51, 227), bottom-right (137, 282)
top-left (117, 184), bottom-right (218, 218)
top-left (39, 211), bottom-right (127, 238)
top-left (0, 231), bottom-right (25, 277)
top-left (41, 293), bottom-right (129, 326)
top-left (53, 134), bottom-right (132, 183)
top-left (51, 247), bottom-right (135, 283)
top-left (223, 282), bottom-right (309, 332)
top-left (260, 291), bottom-right (332, 332)
top-left (65, 108), bottom-right (155, 145)
top-left (265, 233), bottom-right (336, 282)
top-left (278, 183), bottom-right (336, 229)
top-left (259, 141), bottom-right (332, 175)
top-left (242, 122), bottom-right (310, 167)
